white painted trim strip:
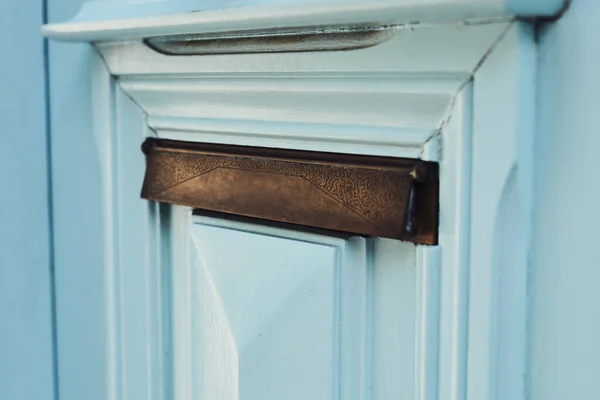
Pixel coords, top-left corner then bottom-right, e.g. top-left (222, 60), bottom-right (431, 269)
top-left (415, 246), bottom-right (442, 400)
top-left (42, 0), bottom-right (511, 42)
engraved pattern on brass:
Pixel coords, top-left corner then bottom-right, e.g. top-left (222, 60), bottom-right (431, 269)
top-left (141, 139), bottom-right (438, 244)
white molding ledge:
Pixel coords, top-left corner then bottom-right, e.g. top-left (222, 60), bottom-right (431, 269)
top-left (42, 0), bottom-right (563, 42)
top-left (99, 22), bottom-right (509, 158)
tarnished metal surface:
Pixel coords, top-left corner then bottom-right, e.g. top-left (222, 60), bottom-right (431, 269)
top-left (141, 139), bottom-right (438, 244)
top-left (144, 25), bottom-right (396, 55)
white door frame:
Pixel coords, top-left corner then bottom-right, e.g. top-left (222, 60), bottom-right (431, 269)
top-left (45, 3), bottom-right (536, 399)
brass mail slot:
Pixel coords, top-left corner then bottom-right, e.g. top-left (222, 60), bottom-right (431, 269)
top-left (141, 139), bottom-right (438, 244)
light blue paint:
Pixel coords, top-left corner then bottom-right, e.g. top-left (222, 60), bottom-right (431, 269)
top-left (46, 0), bottom-right (111, 399)
top-left (530, 1), bottom-right (600, 398)
top-left (0, 1), bottom-right (56, 399)
top-left (3, 0), bottom-right (596, 398)
top-left (466, 22), bottom-right (535, 400)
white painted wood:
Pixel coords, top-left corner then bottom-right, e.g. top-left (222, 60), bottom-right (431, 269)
top-left (98, 23), bottom-right (507, 76)
top-left (114, 85), bottom-right (167, 400)
top-left (55, 0), bottom-right (565, 27)
top-left (436, 85), bottom-right (473, 400)
top-left (44, 0), bottom-right (537, 398)
top-left (149, 116), bottom-right (430, 159)
top-left (119, 73), bottom-right (462, 158)
top-left (414, 247), bottom-right (441, 400)
top-left (169, 206), bottom-right (194, 400)
top-left (369, 239), bottom-right (418, 400)
top-left (192, 218), bottom-right (351, 399)
top-left (92, 49), bottom-right (118, 400)
top-left (467, 22), bottom-right (534, 400)
top-left (174, 214), bottom-right (422, 400)
top-left (82, 59), bottom-right (171, 400)
top-left (120, 76), bottom-right (459, 129)
top-left (103, 23), bottom-right (506, 159)
top-left (42, 0), bottom-right (564, 42)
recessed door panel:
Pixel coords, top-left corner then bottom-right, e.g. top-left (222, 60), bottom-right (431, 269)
top-left (177, 213), bottom-right (416, 400)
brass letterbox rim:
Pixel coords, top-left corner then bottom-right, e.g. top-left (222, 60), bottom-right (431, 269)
top-left (141, 138), bottom-right (438, 244)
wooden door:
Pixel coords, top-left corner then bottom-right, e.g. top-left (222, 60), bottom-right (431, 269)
top-left (44, 6), bottom-right (535, 399)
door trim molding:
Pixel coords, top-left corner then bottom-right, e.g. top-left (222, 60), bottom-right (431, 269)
top-left (41, 0), bottom-right (565, 42)
top-left (47, 5), bottom-right (535, 397)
